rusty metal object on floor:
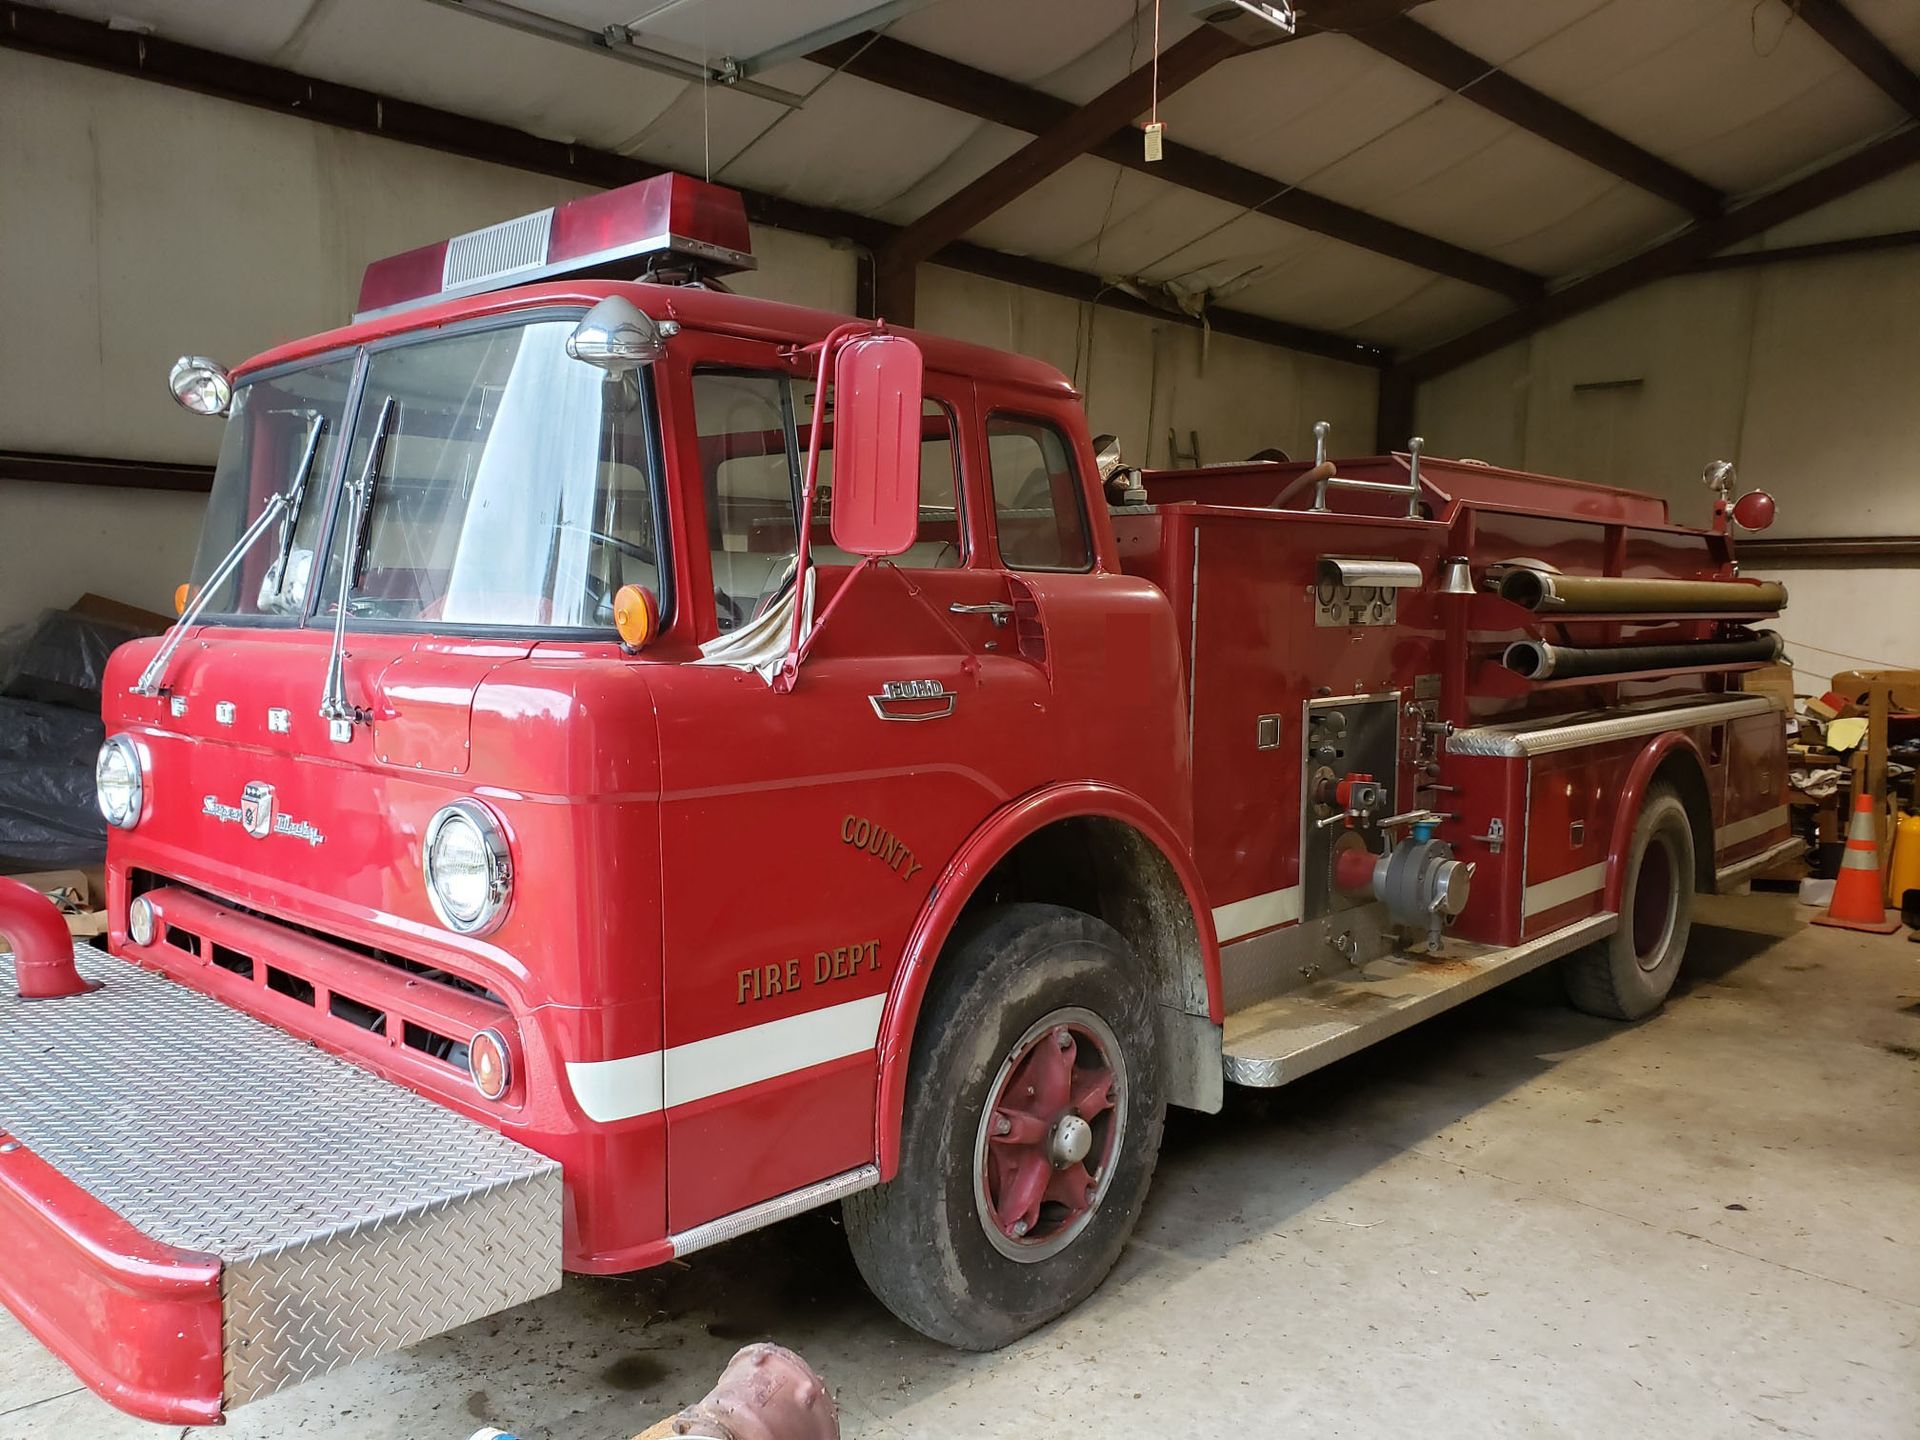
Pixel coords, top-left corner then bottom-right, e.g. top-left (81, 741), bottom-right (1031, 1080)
top-left (635, 1344), bottom-right (839, 1440)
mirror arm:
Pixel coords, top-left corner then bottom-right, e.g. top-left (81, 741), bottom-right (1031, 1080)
top-left (883, 565), bottom-right (980, 677)
top-left (775, 321), bottom-right (875, 693)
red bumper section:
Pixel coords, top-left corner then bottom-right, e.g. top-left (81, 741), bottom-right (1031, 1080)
top-left (0, 940), bottom-right (563, 1425)
top-left (0, 1140), bottom-right (224, 1425)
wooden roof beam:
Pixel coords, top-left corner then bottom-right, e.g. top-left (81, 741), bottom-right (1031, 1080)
top-left (1395, 123), bottom-right (1920, 383)
top-left (819, 32), bottom-right (1544, 305)
top-left (1351, 16), bottom-right (1724, 219)
top-left (1795, 0), bottom-right (1920, 117)
top-left (871, 27), bottom-right (1241, 322)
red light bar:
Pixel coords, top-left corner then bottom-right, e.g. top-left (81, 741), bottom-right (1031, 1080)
top-left (355, 173), bottom-right (755, 321)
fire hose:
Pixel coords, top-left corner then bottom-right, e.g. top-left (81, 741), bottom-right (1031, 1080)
top-left (1502, 631), bottom-right (1785, 682)
top-left (1495, 567), bottom-right (1787, 615)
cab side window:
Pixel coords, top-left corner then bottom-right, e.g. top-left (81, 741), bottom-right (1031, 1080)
top-left (804, 389), bottom-right (966, 570)
top-left (986, 415), bottom-right (1092, 572)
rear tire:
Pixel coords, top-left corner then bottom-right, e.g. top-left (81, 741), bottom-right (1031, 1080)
top-left (844, 903), bottom-right (1164, 1350)
top-left (1561, 783), bottom-right (1695, 1020)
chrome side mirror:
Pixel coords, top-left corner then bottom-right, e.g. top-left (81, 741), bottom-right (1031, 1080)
top-left (566, 296), bottom-right (675, 374)
top-left (168, 356), bottom-right (232, 417)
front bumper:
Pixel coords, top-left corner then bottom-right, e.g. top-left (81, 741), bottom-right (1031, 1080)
top-left (0, 943), bottom-right (562, 1425)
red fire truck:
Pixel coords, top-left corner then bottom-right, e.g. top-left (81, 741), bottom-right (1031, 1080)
top-left (0, 175), bottom-right (1795, 1424)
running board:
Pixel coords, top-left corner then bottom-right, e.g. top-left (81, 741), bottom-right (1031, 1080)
top-left (1715, 836), bottom-right (1802, 891)
top-left (1222, 914), bottom-right (1617, 1088)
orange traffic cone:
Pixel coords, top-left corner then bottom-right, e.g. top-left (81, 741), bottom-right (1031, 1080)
top-left (1812, 792), bottom-right (1900, 934)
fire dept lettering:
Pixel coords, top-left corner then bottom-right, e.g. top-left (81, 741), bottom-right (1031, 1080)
top-left (737, 939), bottom-right (881, 1005)
top-left (840, 814), bottom-right (924, 882)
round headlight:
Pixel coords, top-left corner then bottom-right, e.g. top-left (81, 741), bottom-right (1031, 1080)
top-left (424, 800), bottom-right (511, 934)
top-left (96, 735), bottom-right (144, 830)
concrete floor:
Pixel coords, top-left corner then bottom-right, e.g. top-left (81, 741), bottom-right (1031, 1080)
top-left (4, 891), bottom-right (1916, 1439)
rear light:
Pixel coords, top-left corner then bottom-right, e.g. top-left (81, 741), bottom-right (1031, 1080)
top-left (469, 1028), bottom-right (511, 1101)
top-left (127, 895), bottom-right (156, 947)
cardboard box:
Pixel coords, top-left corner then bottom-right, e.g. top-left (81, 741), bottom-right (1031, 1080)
top-left (1829, 669), bottom-right (1920, 713)
top-left (8, 868), bottom-right (108, 938)
top-left (1740, 662), bottom-right (1795, 711)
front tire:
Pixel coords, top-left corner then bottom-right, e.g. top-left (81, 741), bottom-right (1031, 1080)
top-left (1561, 783), bottom-right (1695, 1020)
top-left (844, 903), bottom-right (1165, 1350)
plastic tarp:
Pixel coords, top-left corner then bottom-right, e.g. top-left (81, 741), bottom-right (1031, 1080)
top-left (0, 697), bottom-right (105, 867)
top-left (0, 607), bottom-right (141, 710)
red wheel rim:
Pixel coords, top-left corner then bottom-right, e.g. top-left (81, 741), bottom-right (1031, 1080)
top-left (973, 1007), bottom-right (1126, 1263)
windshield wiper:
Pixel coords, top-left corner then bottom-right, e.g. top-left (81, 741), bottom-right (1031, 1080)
top-left (320, 395), bottom-right (397, 735)
top-left (268, 413), bottom-right (328, 605)
top-left (132, 488), bottom-right (290, 698)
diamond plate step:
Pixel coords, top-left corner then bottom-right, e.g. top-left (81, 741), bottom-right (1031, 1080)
top-left (0, 942), bottom-right (562, 1412)
top-left (1222, 913), bottom-right (1616, 1087)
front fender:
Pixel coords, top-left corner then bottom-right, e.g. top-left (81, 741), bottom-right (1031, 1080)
top-left (874, 781), bottom-right (1217, 1178)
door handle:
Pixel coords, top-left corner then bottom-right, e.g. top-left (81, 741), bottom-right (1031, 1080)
top-left (949, 601), bottom-right (1013, 627)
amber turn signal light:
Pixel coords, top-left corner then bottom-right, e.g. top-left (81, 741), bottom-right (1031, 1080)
top-left (613, 584), bottom-right (659, 652)
top-left (173, 582), bottom-right (191, 616)
top-left (468, 1027), bottom-right (512, 1101)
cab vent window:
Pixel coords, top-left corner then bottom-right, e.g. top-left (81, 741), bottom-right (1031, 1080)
top-left (986, 415), bottom-right (1092, 572)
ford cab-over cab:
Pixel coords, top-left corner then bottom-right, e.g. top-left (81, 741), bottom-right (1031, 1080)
top-left (0, 175), bottom-right (1794, 1424)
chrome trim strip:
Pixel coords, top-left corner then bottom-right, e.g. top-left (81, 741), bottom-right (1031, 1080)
top-left (1715, 835), bottom-right (1802, 890)
top-left (669, 1164), bottom-right (881, 1259)
top-left (1523, 860), bottom-right (1607, 919)
top-left (1449, 695), bottom-right (1780, 759)
top-left (1716, 804), bottom-right (1789, 850)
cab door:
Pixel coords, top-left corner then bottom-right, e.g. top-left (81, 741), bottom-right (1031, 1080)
top-left (649, 348), bottom-right (1054, 1231)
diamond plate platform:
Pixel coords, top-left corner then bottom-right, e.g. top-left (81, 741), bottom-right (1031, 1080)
top-left (0, 942), bottom-right (562, 1412)
top-left (1221, 914), bottom-right (1616, 1087)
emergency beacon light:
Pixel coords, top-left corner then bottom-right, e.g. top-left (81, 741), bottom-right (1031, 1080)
top-left (355, 172), bottom-right (756, 321)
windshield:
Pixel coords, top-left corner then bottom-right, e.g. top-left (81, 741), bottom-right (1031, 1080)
top-left (190, 357), bottom-right (355, 617)
top-left (191, 317), bottom-right (664, 632)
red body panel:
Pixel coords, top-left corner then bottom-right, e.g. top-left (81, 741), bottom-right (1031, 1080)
top-left (3, 268), bottom-right (1790, 1425)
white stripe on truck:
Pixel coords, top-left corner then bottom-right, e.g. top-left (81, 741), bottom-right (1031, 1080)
top-left (1716, 804), bottom-right (1788, 851)
top-left (1212, 885), bottom-right (1304, 944)
top-left (1523, 861), bottom-right (1608, 920)
top-left (565, 992), bottom-right (888, 1123)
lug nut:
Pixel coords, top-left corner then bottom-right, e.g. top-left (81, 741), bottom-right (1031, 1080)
top-left (993, 1115), bottom-right (1011, 1137)
top-left (1055, 1029), bottom-right (1073, 1050)
top-left (1011, 1219), bottom-right (1029, 1238)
